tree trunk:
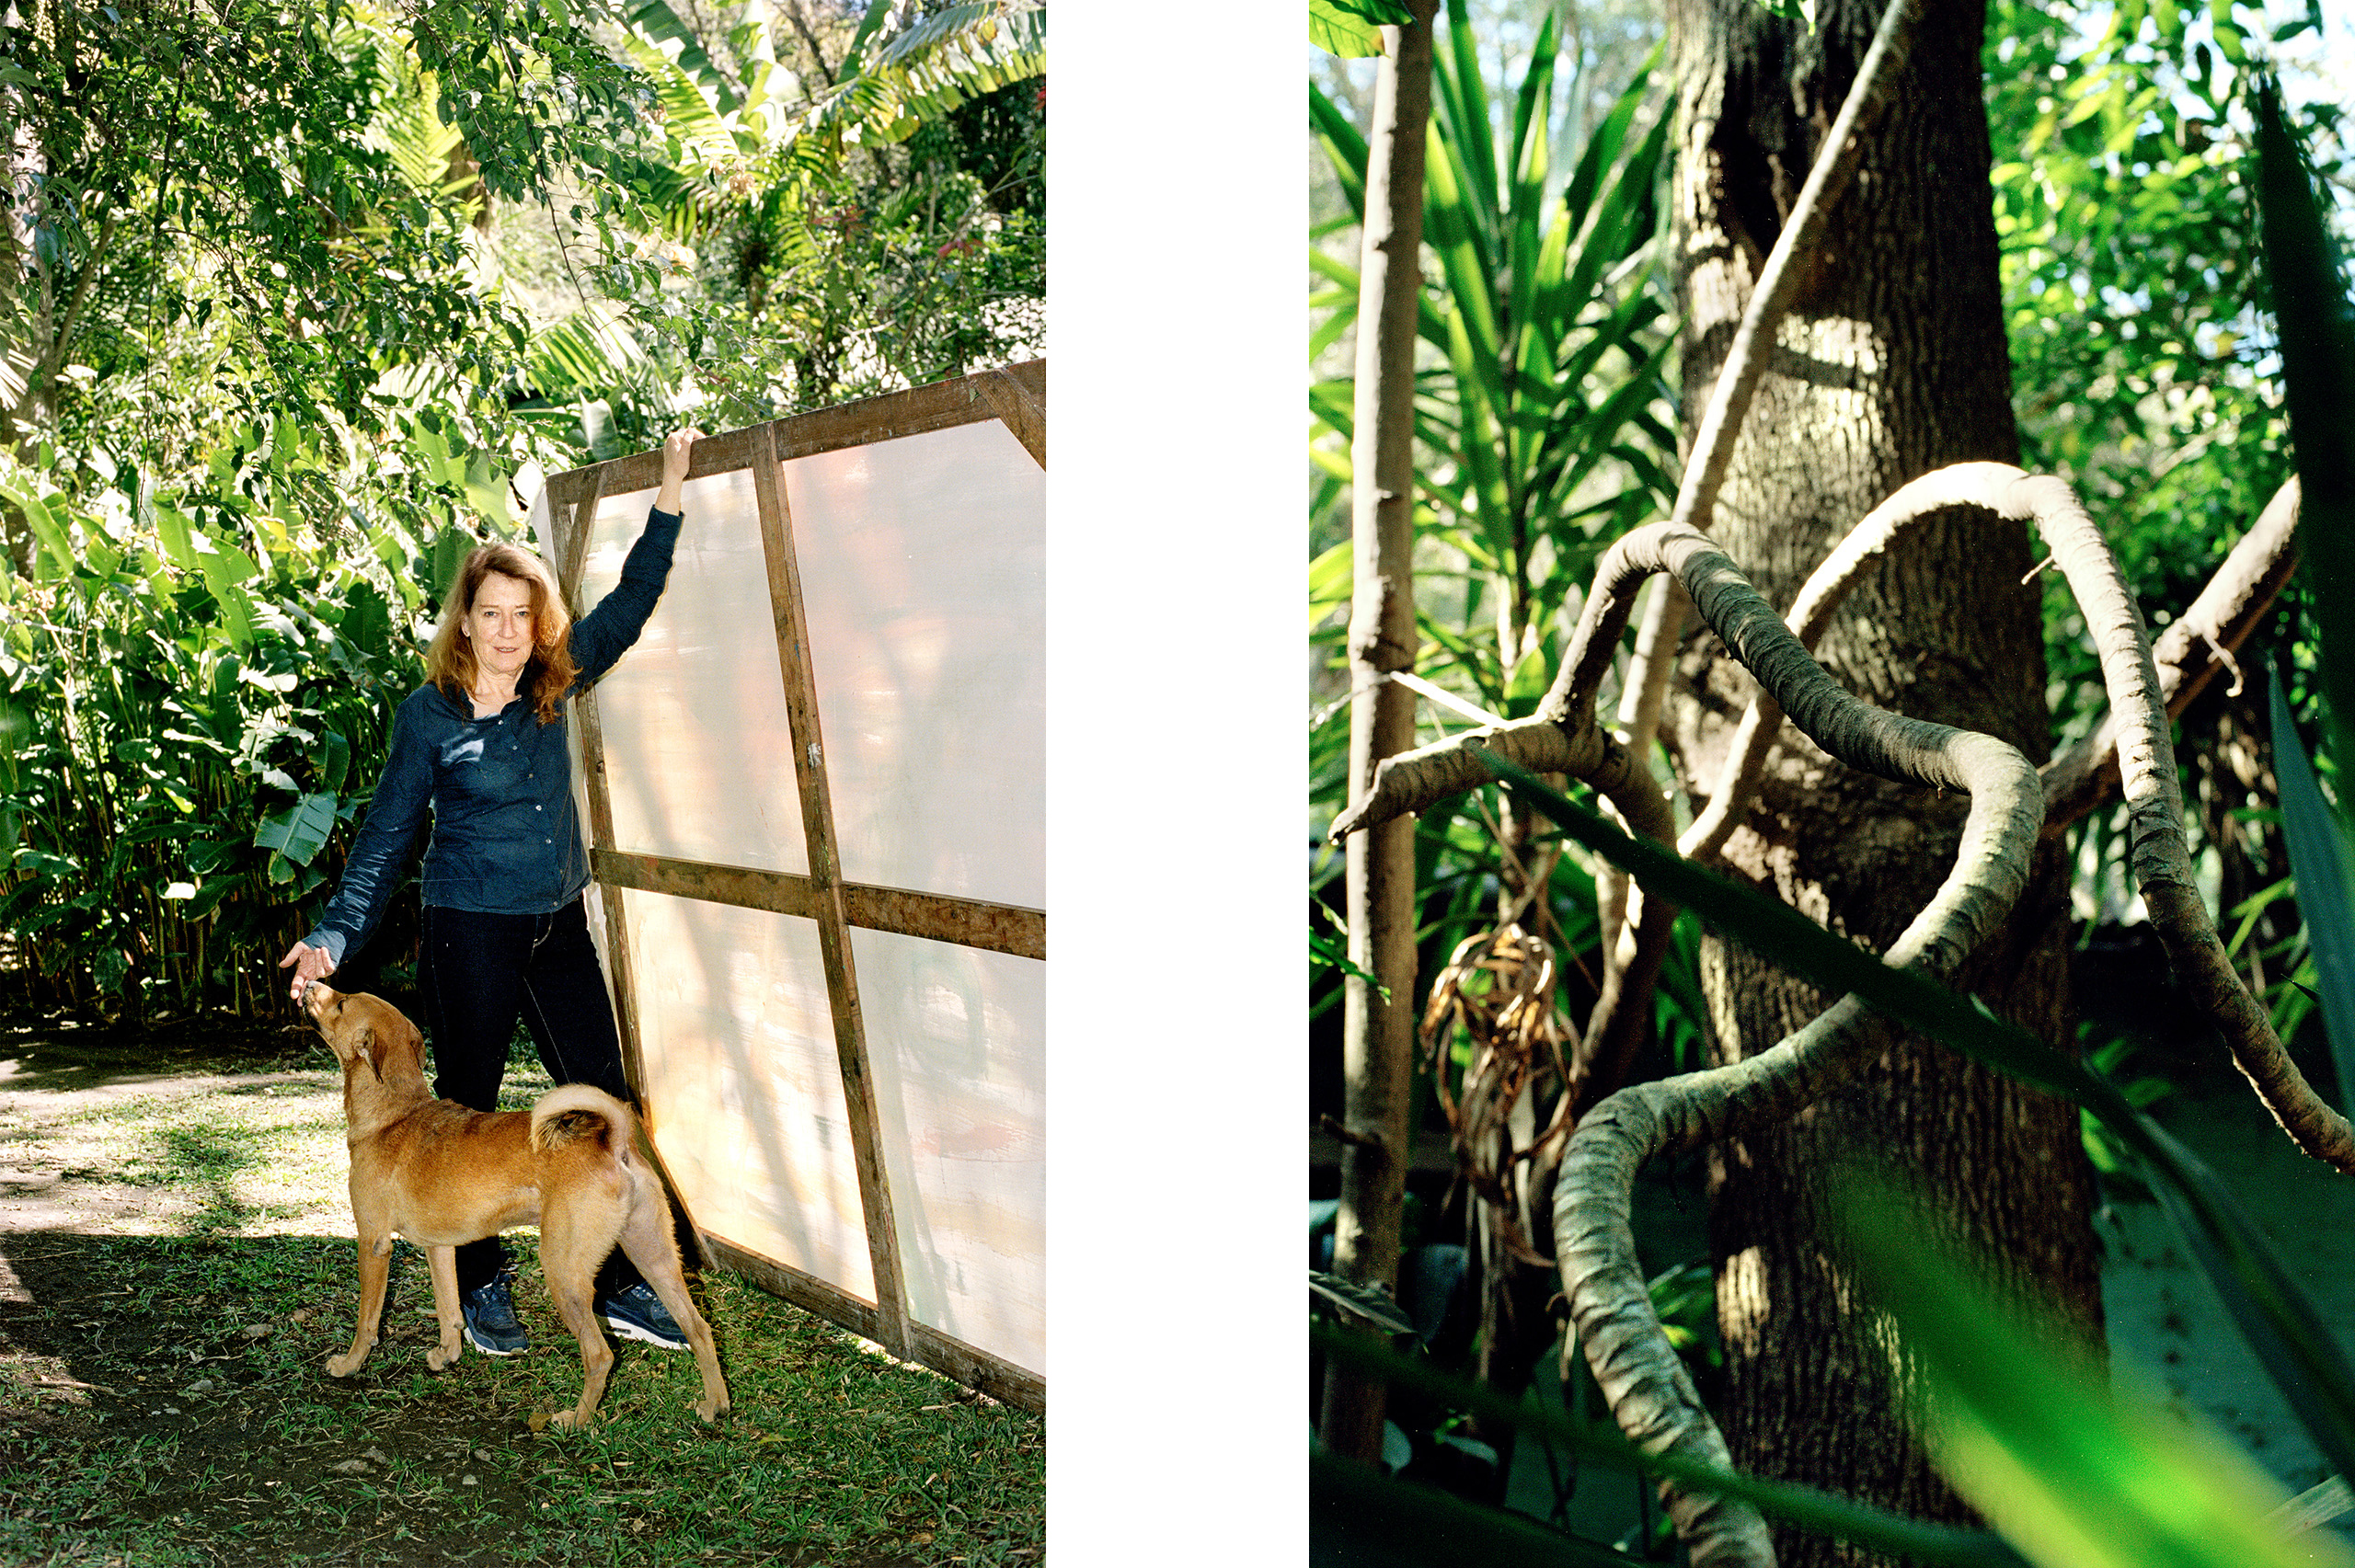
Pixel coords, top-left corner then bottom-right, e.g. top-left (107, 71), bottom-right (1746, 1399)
top-left (1319, 0), bottom-right (1438, 1464)
top-left (1659, 0), bottom-right (2104, 1555)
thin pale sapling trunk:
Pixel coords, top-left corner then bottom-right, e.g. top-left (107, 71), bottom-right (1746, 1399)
top-left (1320, 0), bottom-right (1438, 1463)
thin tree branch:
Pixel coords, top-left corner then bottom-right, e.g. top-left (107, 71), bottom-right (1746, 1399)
top-left (1603, 0), bottom-right (1929, 777)
top-left (29, 209), bottom-right (121, 394)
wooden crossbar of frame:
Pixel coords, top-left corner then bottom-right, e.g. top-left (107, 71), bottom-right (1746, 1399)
top-left (592, 851), bottom-right (1046, 962)
top-left (544, 361), bottom-right (1046, 1415)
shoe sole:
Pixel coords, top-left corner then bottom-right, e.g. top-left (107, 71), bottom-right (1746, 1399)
top-left (603, 1313), bottom-right (688, 1351)
top-left (464, 1323), bottom-right (528, 1357)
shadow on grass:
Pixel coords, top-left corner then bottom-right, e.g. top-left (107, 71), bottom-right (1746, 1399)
top-left (154, 1123), bottom-right (277, 1239)
top-left (0, 1230), bottom-right (1040, 1568)
top-left (0, 1016), bottom-right (325, 1096)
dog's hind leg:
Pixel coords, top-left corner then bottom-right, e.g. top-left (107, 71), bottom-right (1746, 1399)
top-left (539, 1201), bottom-right (616, 1431)
top-left (617, 1185), bottom-right (730, 1424)
top-left (424, 1245), bottom-right (465, 1371)
top-left (327, 1234), bottom-right (393, 1378)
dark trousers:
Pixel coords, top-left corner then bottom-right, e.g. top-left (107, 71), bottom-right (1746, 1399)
top-left (419, 897), bottom-right (644, 1299)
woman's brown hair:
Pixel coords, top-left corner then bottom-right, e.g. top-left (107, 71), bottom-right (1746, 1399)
top-left (423, 543), bottom-right (580, 722)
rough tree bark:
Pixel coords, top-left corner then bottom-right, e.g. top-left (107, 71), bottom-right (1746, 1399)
top-left (1319, 0), bottom-right (1439, 1463)
top-left (1660, 0), bottom-right (2103, 1555)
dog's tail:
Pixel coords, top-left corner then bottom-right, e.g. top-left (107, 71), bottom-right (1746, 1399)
top-left (529, 1083), bottom-right (637, 1159)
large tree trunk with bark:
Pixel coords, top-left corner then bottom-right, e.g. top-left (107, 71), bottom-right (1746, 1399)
top-left (1660, 0), bottom-right (2105, 1554)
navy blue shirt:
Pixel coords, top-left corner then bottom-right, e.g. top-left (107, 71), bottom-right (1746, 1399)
top-left (304, 507), bottom-right (683, 966)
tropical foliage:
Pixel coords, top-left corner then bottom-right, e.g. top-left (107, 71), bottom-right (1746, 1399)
top-left (1987, 0), bottom-right (2346, 1047)
top-left (0, 0), bottom-right (1045, 1019)
top-left (1309, 0), bottom-right (2355, 1561)
top-left (1309, 0), bottom-right (1685, 1067)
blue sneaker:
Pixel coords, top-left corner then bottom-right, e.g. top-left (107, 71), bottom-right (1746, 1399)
top-left (461, 1268), bottom-right (529, 1356)
top-left (598, 1282), bottom-right (688, 1350)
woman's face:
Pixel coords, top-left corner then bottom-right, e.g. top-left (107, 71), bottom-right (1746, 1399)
top-left (465, 572), bottom-right (537, 687)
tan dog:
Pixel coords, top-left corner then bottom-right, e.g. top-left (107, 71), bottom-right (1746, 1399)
top-left (301, 982), bottom-right (729, 1429)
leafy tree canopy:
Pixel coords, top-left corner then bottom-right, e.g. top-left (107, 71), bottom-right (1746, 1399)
top-left (0, 0), bottom-right (1044, 1017)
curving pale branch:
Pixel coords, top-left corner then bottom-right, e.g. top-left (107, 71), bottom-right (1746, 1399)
top-left (1673, 466), bottom-right (2022, 863)
top-left (1545, 520), bottom-right (2045, 1568)
top-left (1553, 467), bottom-right (2339, 1567)
top-left (1998, 470), bottom-right (2351, 1172)
top-left (1678, 472), bottom-right (2299, 862)
top-left (2042, 475), bottom-right (2302, 834)
top-left (1671, 464), bottom-right (2346, 1172)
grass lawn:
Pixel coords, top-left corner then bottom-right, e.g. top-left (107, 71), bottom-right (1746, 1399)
top-left (0, 1013), bottom-right (1044, 1567)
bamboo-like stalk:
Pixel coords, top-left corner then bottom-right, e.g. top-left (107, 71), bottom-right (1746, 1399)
top-left (1322, 0), bottom-right (1441, 1464)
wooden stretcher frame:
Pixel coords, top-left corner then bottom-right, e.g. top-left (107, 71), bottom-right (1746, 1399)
top-left (536, 361), bottom-right (1046, 1413)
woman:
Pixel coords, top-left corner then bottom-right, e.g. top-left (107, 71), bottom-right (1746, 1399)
top-left (281, 427), bottom-right (704, 1357)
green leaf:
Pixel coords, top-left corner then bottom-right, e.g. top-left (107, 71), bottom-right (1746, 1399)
top-left (1309, 539), bottom-right (1353, 629)
top-left (0, 477), bottom-right (76, 578)
top-left (836, 0), bottom-right (894, 85)
top-left (1310, 928), bottom-right (1390, 999)
top-left (252, 792), bottom-right (340, 867)
top-left (463, 451), bottom-right (515, 529)
top-left (619, 29), bottom-right (740, 167)
top-left (339, 582), bottom-right (392, 661)
top-left (1841, 1176), bottom-right (2351, 1568)
top-left (211, 583), bottom-right (256, 653)
top-left (1310, 0), bottom-right (1389, 57)
top-left (0, 697), bottom-right (31, 763)
top-left (182, 876), bottom-right (245, 921)
top-left (2267, 666), bottom-right (2355, 1113)
top-left (152, 503), bottom-right (199, 571)
top-left (1314, 1323), bottom-right (2031, 1565)
top-left (1309, 1270), bottom-right (1418, 1334)
top-left (1310, 80), bottom-right (1369, 216)
top-left (316, 728), bottom-right (352, 798)
top-left (623, 0), bottom-right (742, 112)
top-left (431, 524), bottom-right (471, 606)
top-left (2254, 78), bottom-right (2355, 765)
top-left (1312, 1449), bottom-right (1636, 1566)
top-left (193, 531), bottom-right (258, 596)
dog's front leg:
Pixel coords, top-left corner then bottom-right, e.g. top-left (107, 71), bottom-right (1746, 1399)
top-left (326, 1234), bottom-right (392, 1377)
top-left (424, 1245), bottom-right (465, 1371)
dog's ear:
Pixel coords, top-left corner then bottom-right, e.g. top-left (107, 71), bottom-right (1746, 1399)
top-left (352, 1022), bottom-right (384, 1081)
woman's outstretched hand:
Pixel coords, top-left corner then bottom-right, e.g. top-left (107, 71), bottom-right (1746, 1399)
top-left (656, 428), bottom-right (705, 515)
top-left (279, 939), bottom-right (336, 1003)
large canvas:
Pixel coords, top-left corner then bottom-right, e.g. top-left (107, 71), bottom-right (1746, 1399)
top-left (528, 363), bottom-right (1045, 1408)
